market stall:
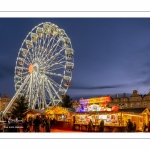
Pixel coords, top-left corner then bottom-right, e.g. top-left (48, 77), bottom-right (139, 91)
top-left (72, 111), bottom-right (126, 132)
top-left (23, 109), bottom-right (44, 120)
top-left (121, 112), bottom-right (144, 131)
top-left (44, 106), bottom-right (72, 129)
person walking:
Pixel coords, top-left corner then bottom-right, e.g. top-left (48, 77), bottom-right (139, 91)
top-left (99, 119), bottom-right (104, 132)
top-left (33, 116), bottom-right (41, 132)
top-left (22, 119), bottom-right (28, 132)
top-left (148, 121), bottom-right (150, 132)
top-left (126, 119), bottom-right (133, 132)
top-left (142, 122), bottom-right (147, 132)
top-left (132, 122), bottom-right (136, 132)
top-left (45, 120), bottom-right (50, 132)
top-left (0, 122), bottom-right (4, 132)
top-left (88, 119), bottom-right (93, 132)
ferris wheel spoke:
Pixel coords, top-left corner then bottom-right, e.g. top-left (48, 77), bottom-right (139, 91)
top-left (48, 36), bottom-right (57, 51)
top-left (44, 60), bottom-right (66, 71)
top-left (45, 47), bottom-right (65, 65)
top-left (45, 80), bottom-right (55, 106)
top-left (40, 36), bottom-right (53, 59)
top-left (21, 71), bottom-right (29, 76)
top-left (47, 63), bottom-right (66, 72)
top-left (28, 48), bottom-right (34, 62)
top-left (48, 52), bottom-right (66, 66)
top-left (42, 38), bottom-right (61, 61)
top-left (47, 79), bottom-right (62, 104)
top-left (47, 65), bottom-right (64, 72)
top-left (35, 74), bottom-right (46, 109)
top-left (25, 56), bottom-right (32, 65)
top-left (32, 93), bottom-right (38, 109)
top-left (36, 38), bottom-right (43, 58)
top-left (28, 74), bottom-right (34, 108)
top-left (31, 47), bottom-right (37, 63)
top-left (24, 60), bottom-right (31, 66)
top-left (42, 78), bottom-right (47, 108)
top-left (45, 72), bottom-right (64, 78)
top-left (47, 76), bottom-right (64, 90)
top-left (42, 34), bottom-right (46, 47)
top-left (49, 40), bottom-right (61, 58)
top-left (46, 35), bottom-right (54, 49)
top-left (47, 55), bottom-right (66, 69)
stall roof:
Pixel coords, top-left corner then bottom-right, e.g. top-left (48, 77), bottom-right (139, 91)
top-left (119, 108), bottom-right (146, 113)
top-left (64, 107), bottom-right (75, 112)
top-left (24, 109), bottom-right (44, 114)
top-left (73, 111), bottom-right (118, 115)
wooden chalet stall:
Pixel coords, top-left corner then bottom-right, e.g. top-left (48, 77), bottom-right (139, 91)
top-left (23, 109), bottom-right (44, 121)
top-left (72, 96), bottom-right (128, 132)
top-left (72, 111), bottom-right (126, 132)
top-left (44, 106), bottom-right (73, 130)
top-left (141, 108), bottom-right (150, 125)
top-left (119, 108), bottom-right (146, 131)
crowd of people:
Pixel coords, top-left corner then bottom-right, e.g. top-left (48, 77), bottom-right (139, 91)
top-left (0, 115), bottom-right (56, 132)
top-left (22, 116), bottom-right (56, 132)
top-left (87, 118), bottom-right (150, 132)
top-left (87, 119), bottom-right (105, 132)
top-left (1, 115), bottom-right (150, 132)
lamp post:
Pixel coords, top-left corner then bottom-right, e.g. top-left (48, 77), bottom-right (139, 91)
top-left (118, 104), bottom-right (125, 126)
top-left (0, 111), bottom-right (2, 121)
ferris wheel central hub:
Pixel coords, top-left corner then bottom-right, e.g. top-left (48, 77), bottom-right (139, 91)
top-left (28, 64), bottom-right (34, 73)
top-left (28, 63), bottom-right (39, 74)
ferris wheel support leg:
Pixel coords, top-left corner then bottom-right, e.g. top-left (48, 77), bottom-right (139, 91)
top-left (2, 74), bottom-right (30, 116)
top-left (45, 80), bottom-right (55, 106)
top-left (35, 75), bottom-right (46, 109)
top-left (48, 80), bottom-right (62, 105)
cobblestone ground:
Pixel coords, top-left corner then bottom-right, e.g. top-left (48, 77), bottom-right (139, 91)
top-left (18, 125), bottom-right (82, 133)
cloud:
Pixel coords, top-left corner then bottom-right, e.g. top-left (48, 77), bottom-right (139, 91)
top-left (69, 83), bottom-right (127, 90)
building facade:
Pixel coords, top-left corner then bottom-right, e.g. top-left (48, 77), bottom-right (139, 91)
top-left (0, 94), bottom-right (17, 114)
top-left (107, 90), bottom-right (150, 110)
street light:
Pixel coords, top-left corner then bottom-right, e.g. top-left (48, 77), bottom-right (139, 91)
top-left (0, 111), bottom-right (3, 121)
top-left (118, 104), bottom-right (125, 126)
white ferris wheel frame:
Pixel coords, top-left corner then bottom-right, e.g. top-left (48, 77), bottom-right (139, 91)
top-left (3, 22), bottom-right (74, 115)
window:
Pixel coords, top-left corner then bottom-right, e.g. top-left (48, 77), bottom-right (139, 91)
top-left (143, 103), bottom-right (147, 107)
top-left (131, 104), bottom-right (133, 107)
top-left (136, 103), bottom-right (140, 107)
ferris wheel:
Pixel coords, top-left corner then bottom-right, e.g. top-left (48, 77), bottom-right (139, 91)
top-left (13, 22), bottom-right (74, 110)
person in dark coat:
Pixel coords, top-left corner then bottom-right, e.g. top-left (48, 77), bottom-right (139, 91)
top-left (33, 116), bottom-right (41, 132)
top-left (99, 119), bottom-right (104, 132)
top-left (126, 119), bottom-right (133, 132)
top-left (88, 119), bottom-right (93, 132)
top-left (22, 119), bottom-right (28, 132)
top-left (132, 122), bottom-right (136, 132)
top-left (45, 120), bottom-right (50, 132)
top-left (142, 122), bottom-right (147, 132)
top-left (148, 121), bottom-right (150, 132)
